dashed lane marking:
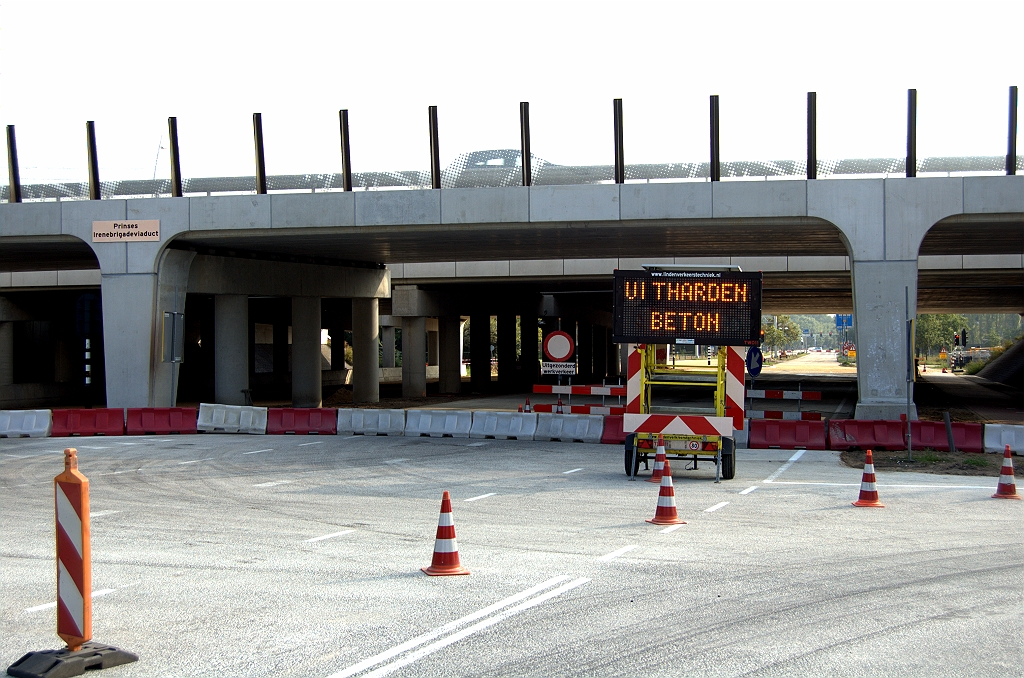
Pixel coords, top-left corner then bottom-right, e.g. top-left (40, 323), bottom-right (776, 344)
top-left (465, 493), bottom-right (496, 502)
top-left (242, 449), bottom-right (273, 455)
top-left (563, 468), bottom-right (583, 474)
top-left (26, 589), bottom-right (115, 613)
top-left (89, 510), bottom-right (120, 518)
top-left (178, 458), bottom-right (213, 465)
top-left (253, 480), bottom-right (293, 488)
top-left (660, 524), bottom-right (684, 534)
top-left (383, 458), bottom-right (408, 464)
top-left (466, 442), bottom-right (487, 447)
top-left (305, 530), bottom-right (355, 543)
top-left (739, 486), bottom-right (758, 495)
top-left (298, 441), bottom-right (323, 446)
top-left (763, 450), bottom-right (805, 483)
top-left (705, 501), bottom-right (729, 513)
top-left (597, 545), bottom-right (638, 562)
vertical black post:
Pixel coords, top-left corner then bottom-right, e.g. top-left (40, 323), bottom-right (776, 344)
top-left (1008, 85), bottom-right (1018, 176)
top-left (86, 121), bottom-right (100, 200)
top-left (613, 98), bottom-right (624, 184)
top-left (339, 109), bottom-right (353, 191)
top-left (167, 117), bottom-right (183, 198)
top-left (253, 113), bottom-right (267, 195)
top-left (520, 102), bottom-right (532, 187)
top-left (6, 125), bottom-right (22, 203)
top-left (807, 92), bottom-right (817, 180)
top-left (710, 95), bottom-right (721, 182)
top-left (428, 106), bottom-right (440, 189)
top-left (906, 88), bottom-right (917, 178)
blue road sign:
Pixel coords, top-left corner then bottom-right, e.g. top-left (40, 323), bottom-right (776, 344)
top-left (835, 314), bottom-right (853, 329)
top-left (746, 346), bottom-right (764, 378)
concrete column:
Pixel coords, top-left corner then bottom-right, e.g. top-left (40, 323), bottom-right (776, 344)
top-left (619, 343), bottom-right (630, 378)
top-left (496, 313), bottom-right (517, 393)
top-left (851, 260), bottom-right (918, 420)
top-left (382, 326), bottom-right (396, 368)
top-left (401, 316), bottom-right (426, 398)
top-left (576, 321), bottom-right (593, 383)
top-left (427, 329), bottom-right (439, 366)
top-left (438, 315), bottom-right (462, 394)
top-left (214, 295), bottom-right (249, 405)
top-left (0, 322), bottom-right (12, 387)
top-left (352, 297), bottom-right (380, 404)
top-left (273, 300), bottom-right (290, 388)
top-left (470, 313), bottom-right (491, 394)
top-left (520, 315), bottom-right (538, 388)
top-left (292, 296), bottom-right (322, 408)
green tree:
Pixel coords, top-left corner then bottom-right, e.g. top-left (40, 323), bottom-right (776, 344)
top-left (761, 315), bottom-right (802, 354)
top-left (915, 314), bottom-right (968, 358)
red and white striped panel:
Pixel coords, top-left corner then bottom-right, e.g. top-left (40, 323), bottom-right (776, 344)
top-left (624, 413), bottom-right (733, 437)
top-left (54, 450), bottom-right (91, 649)
top-left (533, 385), bottom-right (627, 396)
top-left (747, 390), bottom-right (822, 400)
top-left (533, 404), bottom-right (625, 415)
top-left (626, 344), bottom-right (642, 414)
top-left (725, 346), bottom-right (746, 431)
top-left (748, 411), bottom-right (822, 421)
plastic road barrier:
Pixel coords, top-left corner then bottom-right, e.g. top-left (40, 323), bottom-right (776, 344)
top-left (747, 410), bottom-right (822, 421)
top-left (0, 409), bottom-right (52, 438)
top-left (470, 411), bottom-right (537, 440)
top-left (747, 389), bottom-right (822, 400)
top-left (827, 420), bottom-right (906, 451)
top-left (51, 409), bottom-right (125, 437)
top-left (126, 408), bottom-right (197, 435)
top-left (911, 421), bottom-right (983, 453)
top-left (748, 419), bottom-right (827, 450)
top-left (197, 404), bottom-right (267, 434)
top-left (337, 409), bottom-right (406, 436)
top-left (984, 424), bottom-right (1024, 454)
top-left (535, 413), bottom-right (604, 443)
top-left (266, 408), bottom-right (338, 435)
top-left (532, 404), bottom-right (625, 415)
top-left (405, 410), bottom-right (472, 438)
top-left (601, 415), bottom-right (626, 445)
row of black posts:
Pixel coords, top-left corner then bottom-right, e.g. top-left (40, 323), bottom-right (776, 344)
top-left (5, 87), bottom-right (1019, 204)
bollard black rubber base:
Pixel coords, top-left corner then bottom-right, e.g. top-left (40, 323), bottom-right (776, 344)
top-left (7, 642), bottom-right (138, 678)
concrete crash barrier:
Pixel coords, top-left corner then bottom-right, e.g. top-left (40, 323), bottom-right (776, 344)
top-left (749, 419), bottom-right (827, 450)
top-left (470, 411), bottom-right (537, 440)
top-left (984, 424), bottom-right (1024, 454)
top-left (911, 421), bottom-right (983, 453)
top-left (267, 408), bottom-right (338, 435)
top-left (827, 419), bottom-right (905, 451)
top-left (535, 413), bottom-right (604, 443)
top-left (337, 409), bottom-right (406, 436)
top-left (600, 415), bottom-right (626, 445)
top-left (197, 403), bottom-right (268, 434)
top-left (0, 409), bottom-right (52, 438)
top-left (51, 408), bottom-right (125, 436)
top-left (405, 410), bottom-right (472, 438)
top-left (126, 408), bottom-right (198, 435)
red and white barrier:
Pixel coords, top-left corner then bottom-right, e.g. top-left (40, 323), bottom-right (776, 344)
top-left (532, 404), bottom-right (625, 415)
top-left (747, 411), bottom-right (822, 421)
top-left (747, 389), bottom-right (822, 400)
top-left (55, 448), bottom-right (91, 651)
top-left (533, 384), bottom-right (626, 396)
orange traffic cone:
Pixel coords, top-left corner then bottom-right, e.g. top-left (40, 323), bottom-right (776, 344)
top-left (647, 435), bottom-right (666, 483)
top-left (992, 445), bottom-right (1021, 500)
top-left (524, 398), bottom-right (531, 413)
top-left (852, 449), bottom-right (885, 507)
top-left (422, 491), bottom-right (470, 576)
top-left (647, 464), bottom-right (685, 525)
top-left (518, 405), bottom-right (523, 412)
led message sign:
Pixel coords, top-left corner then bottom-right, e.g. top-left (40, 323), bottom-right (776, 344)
top-left (612, 270), bottom-right (763, 345)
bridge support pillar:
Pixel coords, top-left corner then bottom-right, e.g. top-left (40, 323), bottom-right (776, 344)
top-left (851, 260), bottom-right (918, 420)
top-left (401, 315), bottom-right (426, 398)
top-left (427, 326), bottom-right (439, 366)
top-left (470, 313), bottom-right (490, 393)
top-left (381, 325), bottom-right (396, 368)
top-left (352, 297), bottom-right (379, 404)
top-left (438, 316), bottom-right (463, 394)
top-left (292, 296), bottom-right (322, 408)
top-left (0, 320), bottom-right (12, 389)
top-left (214, 295), bottom-right (249, 405)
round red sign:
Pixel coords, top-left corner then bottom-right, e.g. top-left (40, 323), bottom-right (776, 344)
top-left (543, 331), bottom-right (575, 362)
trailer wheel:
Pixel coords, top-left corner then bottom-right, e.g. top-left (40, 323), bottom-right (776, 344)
top-left (624, 434), bottom-right (642, 476)
top-left (721, 437), bottom-right (736, 480)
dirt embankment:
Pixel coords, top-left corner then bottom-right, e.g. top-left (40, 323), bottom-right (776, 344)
top-left (840, 448), bottom-right (1020, 477)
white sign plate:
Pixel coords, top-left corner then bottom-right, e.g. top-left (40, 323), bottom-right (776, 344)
top-left (92, 220), bottom-right (160, 243)
top-left (541, 361), bottom-right (577, 375)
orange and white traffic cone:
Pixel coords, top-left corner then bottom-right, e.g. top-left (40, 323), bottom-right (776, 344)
top-left (556, 397), bottom-right (564, 414)
top-left (992, 445), bottom-right (1021, 500)
top-left (422, 491), bottom-right (470, 576)
top-left (518, 405), bottom-right (523, 412)
top-left (524, 398), bottom-right (531, 413)
top-left (852, 449), bottom-right (885, 508)
top-left (647, 435), bottom-right (666, 483)
top-left (647, 464), bottom-right (685, 525)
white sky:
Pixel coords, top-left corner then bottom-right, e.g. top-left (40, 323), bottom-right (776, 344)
top-left (1, 0), bottom-right (1020, 183)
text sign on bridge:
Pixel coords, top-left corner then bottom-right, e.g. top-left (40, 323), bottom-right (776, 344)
top-left (613, 270), bottom-right (763, 346)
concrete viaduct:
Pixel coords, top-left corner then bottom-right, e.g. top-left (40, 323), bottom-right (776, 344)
top-left (1, 174), bottom-right (1022, 420)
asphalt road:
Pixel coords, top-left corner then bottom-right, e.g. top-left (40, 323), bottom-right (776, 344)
top-left (2, 434), bottom-right (1021, 677)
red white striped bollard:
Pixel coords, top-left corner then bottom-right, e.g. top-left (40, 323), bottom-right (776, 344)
top-left (421, 491), bottom-right (470, 576)
top-left (6, 448), bottom-right (138, 677)
top-left (55, 448), bottom-right (92, 651)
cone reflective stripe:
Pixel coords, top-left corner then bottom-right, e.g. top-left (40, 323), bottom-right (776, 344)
top-left (647, 435), bottom-right (666, 483)
top-left (646, 466), bottom-right (685, 525)
top-left (992, 445), bottom-right (1021, 500)
top-left (852, 449), bottom-right (885, 508)
top-left (524, 398), bottom-right (531, 413)
top-left (422, 491), bottom-right (470, 576)
top-left (55, 448), bottom-right (91, 651)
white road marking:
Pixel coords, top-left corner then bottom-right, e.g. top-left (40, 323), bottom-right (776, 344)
top-left (464, 493), bottom-right (495, 502)
top-left (598, 545), bottom-right (638, 562)
top-left (328, 576), bottom-right (574, 678)
top-left (832, 396), bottom-right (849, 417)
top-left (466, 442), bottom-right (486, 447)
top-left (25, 588), bottom-right (115, 613)
top-left (2, 453), bottom-right (48, 459)
top-left (242, 449), bottom-right (273, 455)
top-left (763, 449), bottom-right (805, 483)
top-left (383, 458), bottom-right (408, 464)
top-left (348, 578), bottom-right (591, 678)
top-left (78, 446), bottom-right (110, 450)
top-left (739, 486), bottom-right (758, 495)
top-left (253, 480), bottom-right (292, 488)
top-left (660, 524), bottom-right (684, 534)
top-left (343, 435), bottom-right (360, 439)
top-left (563, 468), bottom-right (583, 474)
top-left (115, 442), bottom-right (141, 446)
top-left (89, 510), bottom-right (120, 518)
top-left (705, 501), bottom-right (729, 512)
top-left (178, 458), bottom-right (213, 465)
top-left (298, 441), bottom-right (323, 446)
top-left (305, 530), bottom-right (355, 543)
